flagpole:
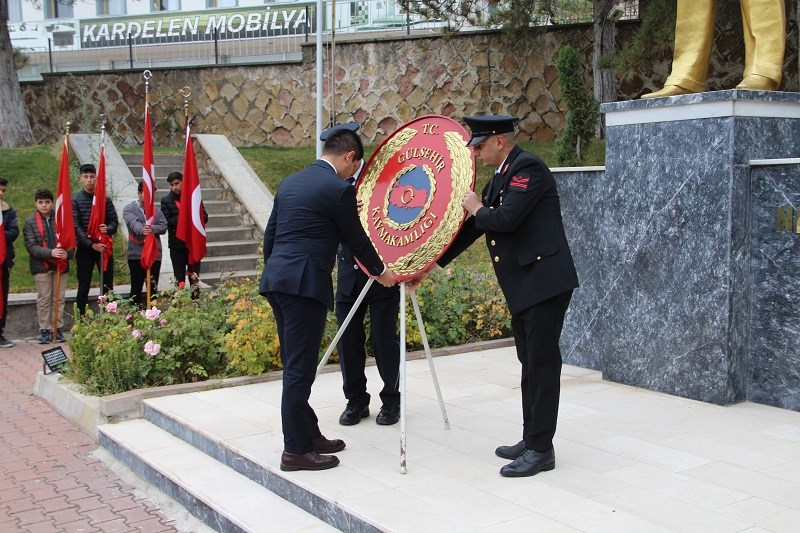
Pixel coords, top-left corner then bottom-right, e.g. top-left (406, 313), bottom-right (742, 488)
top-left (144, 71), bottom-right (152, 308)
top-left (98, 115), bottom-right (106, 308)
top-left (179, 85), bottom-right (195, 298)
top-left (52, 122), bottom-right (69, 337)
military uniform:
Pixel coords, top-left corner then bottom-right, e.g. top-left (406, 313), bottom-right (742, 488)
top-left (438, 115), bottom-right (578, 466)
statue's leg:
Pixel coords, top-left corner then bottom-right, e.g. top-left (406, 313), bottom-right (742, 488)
top-left (737, 0), bottom-right (785, 90)
top-left (642, 0), bottom-right (714, 98)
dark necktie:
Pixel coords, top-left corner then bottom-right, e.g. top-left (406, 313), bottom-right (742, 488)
top-left (485, 172), bottom-right (502, 203)
top-left (347, 177), bottom-right (356, 186)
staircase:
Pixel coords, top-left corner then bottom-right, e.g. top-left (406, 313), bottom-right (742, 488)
top-left (120, 153), bottom-right (262, 286)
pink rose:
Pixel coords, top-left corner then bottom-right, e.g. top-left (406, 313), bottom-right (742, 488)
top-left (132, 329), bottom-right (142, 340)
top-left (446, 268), bottom-right (453, 276)
top-left (160, 319), bottom-right (168, 326)
top-left (143, 340), bottom-right (161, 357)
top-left (106, 301), bottom-right (118, 313)
top-left (145, 306), bottom-right (161, 320)
top-left (98, 295), bottom-right (108, 303)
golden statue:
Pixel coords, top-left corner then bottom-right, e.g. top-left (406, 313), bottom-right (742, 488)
top-left (643, 0), bottom-right (785, 98)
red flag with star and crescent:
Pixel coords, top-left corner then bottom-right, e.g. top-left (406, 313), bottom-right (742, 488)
top-left (54, 137), bottom-right (75, 272)
top-left (176, 123), bottom-right (206, 264)
top-left (86, 143), bottom-right (113, 271)
top-left (140, 101), bottom-right (159, 270)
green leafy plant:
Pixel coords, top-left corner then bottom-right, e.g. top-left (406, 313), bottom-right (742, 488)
top-left (67, 282), bottom-right (234, 395)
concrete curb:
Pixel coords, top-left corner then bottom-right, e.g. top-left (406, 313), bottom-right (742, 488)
top-left (33, 337), bottom-right (516, 442)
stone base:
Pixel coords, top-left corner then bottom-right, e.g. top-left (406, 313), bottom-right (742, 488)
top-left (560, 90), bottom-right (800, 408)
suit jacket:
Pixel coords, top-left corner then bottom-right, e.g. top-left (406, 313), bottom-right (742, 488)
top-left (438, 145), bottom-right (578, 314)
top-left (260, 160), bottom-right (385, 310)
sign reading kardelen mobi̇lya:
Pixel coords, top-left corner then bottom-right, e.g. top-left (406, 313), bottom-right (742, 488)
top-left (80, 3), bottom-right (315, 48)
top-left (356, 115), bottom-right (476, 281)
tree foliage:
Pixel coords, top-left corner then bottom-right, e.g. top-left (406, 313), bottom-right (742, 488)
top-left (611, 0), bottom-right (677, 81)
top-left (554, 44), bottom-right (599, 165)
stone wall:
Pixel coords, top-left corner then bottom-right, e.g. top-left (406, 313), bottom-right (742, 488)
top-left (19, 4), bottom-right (799, 148)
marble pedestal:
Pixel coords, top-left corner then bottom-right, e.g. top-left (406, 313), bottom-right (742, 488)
top-left (560, 90), bottom-right (800, 408)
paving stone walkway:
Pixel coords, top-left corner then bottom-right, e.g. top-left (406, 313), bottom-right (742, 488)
top-left (0, 340), bottom-right (178, 533)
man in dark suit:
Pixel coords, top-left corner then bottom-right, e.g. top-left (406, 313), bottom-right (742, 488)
top-left (322, 123), bottom-right (401, 428)
top-left (260, 128), bottom-right (396, 472)
top-left (413, 114), bottom-right (578, 477)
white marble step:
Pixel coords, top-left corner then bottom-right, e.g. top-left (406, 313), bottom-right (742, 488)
top-left (98, 419), bottom-right (336, 533)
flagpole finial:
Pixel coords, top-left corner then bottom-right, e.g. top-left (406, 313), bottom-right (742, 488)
top-left (143, 70), bottom-right (152, 106)
top-left (100, 113), bottom-right (106, 133)
top-left (179, 86), bottom-right (191, 118)
top-left (65, 122), bottom-right (71, 137)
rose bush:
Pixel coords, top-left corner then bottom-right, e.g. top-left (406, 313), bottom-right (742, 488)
top-left (67, 262), bottom-right (512, 395)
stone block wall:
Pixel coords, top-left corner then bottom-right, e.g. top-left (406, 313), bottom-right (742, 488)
top-left (19, 5), bottom-right (799, 148)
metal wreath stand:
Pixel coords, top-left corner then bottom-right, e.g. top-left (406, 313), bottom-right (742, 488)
top-left (316, 278), bottom-right (450, 474)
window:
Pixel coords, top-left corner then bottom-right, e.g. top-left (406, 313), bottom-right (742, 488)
top-left (96, 0), bottom-right (127, 16)
top-left (7, 0), bottom-right (23, 22)
top-left (152, 0), bottom-right (181, 12)
top-left (207, 0), bottom-right (237, 7)
top-left (44, 0), bottom-right (74, 19)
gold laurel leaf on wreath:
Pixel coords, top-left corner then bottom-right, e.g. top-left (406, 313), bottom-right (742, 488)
top-left (358, 128), bottom-right (418, 231)
top-left (387, 130), bottom-right (473, 275)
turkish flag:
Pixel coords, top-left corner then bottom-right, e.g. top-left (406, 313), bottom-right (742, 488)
top-left (54, 137), bottom-right (75, 273)
top-left (86, 144), bottom-right (113, 271)
top-left (140, 102), bottom-right (158, 270)
top-left (176, 124), bottom-right (206, 264)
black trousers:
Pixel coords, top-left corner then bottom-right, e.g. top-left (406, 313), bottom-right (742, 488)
top-left (0, 265), bottom-right (9, 335)
top-left (512, 290), bottom-right (572, 452)
top-left (266, 291), bottom-right (327, 454)
top-left (335, 288), bottom-right (400, 408)
top-left (128, 260), bottom-right (161, 307)
top-left (76, 247), bottom-right (113, 316)
top-left (170, 248), bottom-right (201, 285)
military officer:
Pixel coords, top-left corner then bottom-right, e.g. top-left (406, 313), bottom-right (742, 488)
top-left (411, 114), bottom-right (578, 477)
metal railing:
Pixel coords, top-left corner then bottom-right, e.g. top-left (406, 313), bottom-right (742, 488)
top-left (13, 1), bottom-right (640, 82)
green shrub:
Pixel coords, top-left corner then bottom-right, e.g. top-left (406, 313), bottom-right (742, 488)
top-left (411, 264), bottom-right (512, 348)
top-left (67, 282), bottom-right (237, 395)
top-left (67, 262), bottom-right (513, 395)
top-left (555, 44), bottom-right (600, 166)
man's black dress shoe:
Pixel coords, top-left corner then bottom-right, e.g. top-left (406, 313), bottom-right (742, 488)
top-left (280, 451), bottom-right (340, 471)
top-left (499, 448), bottom-right (555, 477)
top-left (375, 405), bottom-right (400, 425)
top-left (495, 440), bottom-right (526, 460)
top-left (313, 435), bottom-right (346, 454)
top-left (339, 401), bottom-right (369, 426)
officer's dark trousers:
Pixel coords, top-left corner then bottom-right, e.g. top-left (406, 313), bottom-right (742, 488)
top-left (511, 290), bottom-right (572, 453)
top-left (76, 248), bottom-right (113, 316)
top-left (335, 288), bottom-right (400, 408)
top-left (266, 291), bottom-right (326, 454)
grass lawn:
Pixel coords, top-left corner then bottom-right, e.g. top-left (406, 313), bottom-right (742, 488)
top-left (1, 139), bottom-right (604, 292)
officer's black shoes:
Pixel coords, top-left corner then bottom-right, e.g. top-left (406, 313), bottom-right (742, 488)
top-left (495, 440), bottom-right (526, 460)
top-left (499, 448), bottom-right (555, 477)
top-left (339, 400), bottom-right (369, 425)
top-left (376, 405), bottom-right (400, 425)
